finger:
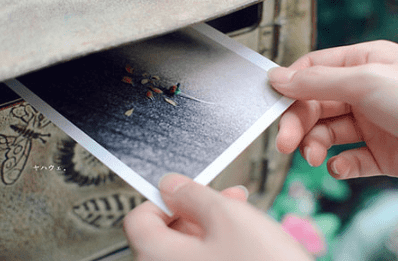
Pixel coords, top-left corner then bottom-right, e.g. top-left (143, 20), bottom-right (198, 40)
top-left (123, 201), bottom-right (203, 260)
top-left (288, 40), bottom-right (398, 70)
top-left (166, 185), bottom-right (249, 239)
top-left (276, 100), bottom-right (351, 153)
top-left (220, 185), bottom-right (249, 202)
top-left (299, 114), bottom-right (363, 167)
top-left (327, 147), bottom-right (382, 179)
top-left (270, 64), bottom-right (387, 103)
top-left (159, 173), bottom-right (227, 234)
top-left (271, 63), bottom-right (398, 137)
top-left (168, 217), bottom-right (205, 239)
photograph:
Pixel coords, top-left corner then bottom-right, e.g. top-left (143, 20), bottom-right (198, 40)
top-left (5, 24), bottom-right (293, 213)
top-left (2, 1), bottom-right (398, 260)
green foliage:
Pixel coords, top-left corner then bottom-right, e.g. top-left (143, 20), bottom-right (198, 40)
top-left (317, 0), bottom-right (398, 49)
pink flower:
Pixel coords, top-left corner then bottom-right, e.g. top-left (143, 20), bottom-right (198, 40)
top-left (281, 214), bottom-right (327, 256)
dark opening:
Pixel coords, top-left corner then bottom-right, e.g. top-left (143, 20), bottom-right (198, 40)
top-left (206, 3), bottom-right (263, 34)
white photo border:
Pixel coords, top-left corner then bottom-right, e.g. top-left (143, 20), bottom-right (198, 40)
top-left (4, 23), bottom-right (294, 216)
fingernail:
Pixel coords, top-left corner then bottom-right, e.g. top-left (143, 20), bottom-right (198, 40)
top-left (305, 147), bottom-right (314, 167)
top-left (158, 173), bottom-right (190, 194)
top-left (330, 157), bottom-right (350, 176)
top-left (267, 67), bottom-right (296, 84)
top-left (234, 185), bottom-right (249, 198)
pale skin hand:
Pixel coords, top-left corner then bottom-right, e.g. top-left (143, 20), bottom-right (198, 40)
top-left (124, 174), bottom-right (313, 261)
top-left (123, 41), bottom-right (398, 260)
top-left (268, 40), bottom-right (398, 179)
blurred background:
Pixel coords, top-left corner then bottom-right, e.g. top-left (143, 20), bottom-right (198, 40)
top-left (270, 0), bottom-right (398, 260)
top-left (318, 0), bottom-right (397, 48)
top-left (210, 1), bottom-right (398, 260)
top-left (1, 1), bottom-right (396, 260)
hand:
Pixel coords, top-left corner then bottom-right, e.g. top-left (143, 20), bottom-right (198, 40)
top-left (268, 40), bottom-right (398, 179)
top-left (124, 174), bottom-right (313, 261)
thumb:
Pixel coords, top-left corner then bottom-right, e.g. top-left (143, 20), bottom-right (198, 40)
top-left (159, 173), bottom-right (225, 232)
top-left (268, 64), bottom-right (384, 103)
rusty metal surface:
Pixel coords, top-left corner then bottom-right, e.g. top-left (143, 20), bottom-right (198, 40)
top-left (0, 0), bottom-right (260, 82)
